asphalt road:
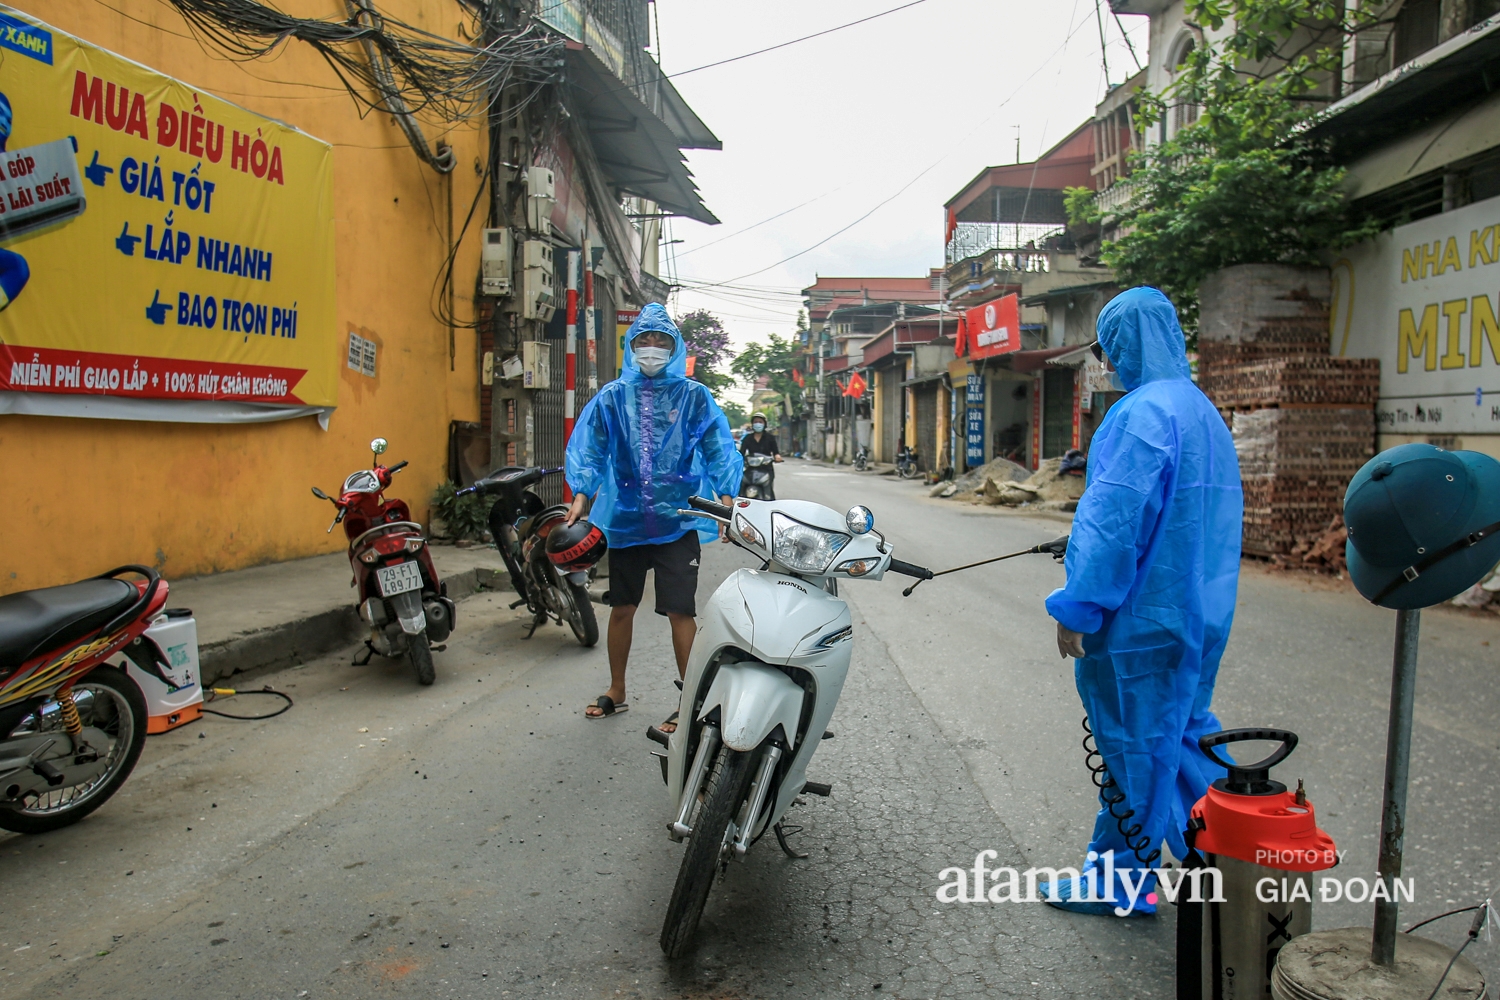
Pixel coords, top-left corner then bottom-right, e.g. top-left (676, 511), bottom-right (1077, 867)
top-left (2, 458), bottom-right (1497, 998)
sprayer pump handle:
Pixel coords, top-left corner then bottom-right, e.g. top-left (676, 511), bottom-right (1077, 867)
top-left (1198, 728), bottom-right (1299, 795)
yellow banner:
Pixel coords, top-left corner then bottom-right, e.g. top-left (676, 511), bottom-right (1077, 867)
top-left (0, 7), bottom-right (336, 410)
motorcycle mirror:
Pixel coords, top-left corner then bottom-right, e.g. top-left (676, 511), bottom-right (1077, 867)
top-left (311, 486), bottom-right (331, 501)
top-left (845, 505), bottom-right (874, 535)
top-left (370, 437), bottom-right (388, 457)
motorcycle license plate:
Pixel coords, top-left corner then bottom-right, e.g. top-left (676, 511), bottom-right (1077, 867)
top-left (376, 560), bottom-right (423, 596)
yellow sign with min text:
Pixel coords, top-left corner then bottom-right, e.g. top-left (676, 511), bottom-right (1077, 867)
top-left (1333, 192), bottom-right (1500, 435)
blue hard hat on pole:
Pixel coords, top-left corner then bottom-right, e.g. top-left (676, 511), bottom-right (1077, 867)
top-left (1343, 443), bottom-right (1500, 609)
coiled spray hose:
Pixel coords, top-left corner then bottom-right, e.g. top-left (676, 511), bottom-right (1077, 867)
top-left (1081, 716), bottom-right (1161, 868)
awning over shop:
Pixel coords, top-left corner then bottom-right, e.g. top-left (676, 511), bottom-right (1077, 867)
top-left (1002, 345), bottom-right (1083, 373)
top-left (1043, 343), bottom-right (1095, 367)
top-left (1019, 281), bottom-right (1118, 307)
top-left (563, 41), bottom-right (718, 224)
top-left (1297, 17), bottom-right (1500, 162)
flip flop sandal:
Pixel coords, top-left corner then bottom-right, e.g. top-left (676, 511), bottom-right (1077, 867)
top-left (651, 710), bottom-right (687, 743)
top-left (585, 695), bottom-right (628, 719)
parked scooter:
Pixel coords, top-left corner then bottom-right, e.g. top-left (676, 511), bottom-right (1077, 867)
top-left (740, 454), bottom-right (776, 500)
top-left (647, 495), bottom-right (935, 956)
top-left (0, 566), bottom-right (173, 833)
top-left (311, 437), bottom-right (454, 685)
top-left (647, 508), bottom-right (1070, 956)
top-left (852, 444), bottom-right (870, 472)
top-left (457, 467), bottom-right (606, 647)
top-left (895, 445), bottom-right (920, 479)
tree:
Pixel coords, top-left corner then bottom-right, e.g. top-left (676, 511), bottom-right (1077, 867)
top-left (731, 333), bottom-right (805, 413)
top-left (1068, 0), bottom-right (1384, 329)
top-left (675, 308), bottom-right (737, 399)
top-left (720, 400), bottom-right (749, 429)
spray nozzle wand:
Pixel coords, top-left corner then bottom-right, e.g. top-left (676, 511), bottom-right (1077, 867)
top-left (900, 535), bottom-right (1069, 597)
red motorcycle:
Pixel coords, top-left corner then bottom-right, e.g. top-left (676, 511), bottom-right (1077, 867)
top-left (0, 566), bottom-right (165, 833)
top-left (312, 437), bottom-right (454, 685)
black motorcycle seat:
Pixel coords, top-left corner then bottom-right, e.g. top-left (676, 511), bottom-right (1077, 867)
top-left (0, 578), bottom-right (137, 669)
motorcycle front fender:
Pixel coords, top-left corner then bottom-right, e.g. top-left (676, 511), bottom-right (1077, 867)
top-left (698, 661), bottom-right (803, 753)
top-left (565, 570), bottom-right (589, 586)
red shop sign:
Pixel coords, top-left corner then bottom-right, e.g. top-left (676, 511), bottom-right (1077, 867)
top-left (964, 294), bottom-right (1020, 359)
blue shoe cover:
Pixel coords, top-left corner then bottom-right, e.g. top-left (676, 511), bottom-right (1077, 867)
top-left (1037, 876), bottom-right (1156, 917)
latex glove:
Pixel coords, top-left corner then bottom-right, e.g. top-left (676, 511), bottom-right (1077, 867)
top-left (1056, 622), bottom-right (1085, 659)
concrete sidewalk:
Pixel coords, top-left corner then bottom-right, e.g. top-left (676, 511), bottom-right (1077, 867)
top-left (166, 543), bottom-right (512, 684)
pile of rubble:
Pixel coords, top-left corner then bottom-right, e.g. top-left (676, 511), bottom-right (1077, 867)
top-left (940, 456), bottom-right (1085, 511)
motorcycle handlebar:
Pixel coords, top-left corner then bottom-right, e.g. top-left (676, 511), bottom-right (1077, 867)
top-left (887, 558), bottom-right (933, 581)
top-left (389, 460), bottom-right (409, 474)
top-left (687, 495), bottom-right (733, 520)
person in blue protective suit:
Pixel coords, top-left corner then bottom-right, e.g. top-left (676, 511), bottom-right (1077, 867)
top-left (565, 304), bottom-right (743, 728)
top-left (1040, 286), bottom-right (1242, 916)
top-left (0, 93), bottom-right (32, 311)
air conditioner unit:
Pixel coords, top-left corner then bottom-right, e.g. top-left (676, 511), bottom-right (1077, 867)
top-left (522, 240), bottom-right (555, 321)
top-left (522, 341), bottom-right (551, 389)
top-left (527, 166), bottom-right (556, 233)
top-left (480, 228), bottom-right (512, 296)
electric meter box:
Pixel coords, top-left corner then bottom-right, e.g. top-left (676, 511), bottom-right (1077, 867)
top-left (522, 240), bottom-right (555, 321)
top-left (119, 609), bottom-right (204, 734)
top-left (480, 228), bottom-right (512, 296)
top-left (522, 341), bottom-right (551, 389)
top-left (527, 166), bottom-right (556, 233)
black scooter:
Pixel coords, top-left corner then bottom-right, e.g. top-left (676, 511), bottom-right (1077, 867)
top-left (458, 468), bottom-right (602, 647)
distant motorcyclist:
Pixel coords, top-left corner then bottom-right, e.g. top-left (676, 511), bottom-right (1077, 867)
top-left (738, 411), bottom-right (783, 500)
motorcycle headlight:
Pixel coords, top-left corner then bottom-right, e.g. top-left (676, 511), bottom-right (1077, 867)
top-left (734, 514), bottom-right (765, 548)
top-left (771, 513), bottom-right (849, 574)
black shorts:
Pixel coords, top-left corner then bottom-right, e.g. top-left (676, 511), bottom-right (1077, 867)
top-left (606, 532), bottom-right (701, 617)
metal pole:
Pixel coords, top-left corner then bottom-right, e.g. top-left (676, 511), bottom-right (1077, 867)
top-left (1372, 607), bottom-right (1421, 965)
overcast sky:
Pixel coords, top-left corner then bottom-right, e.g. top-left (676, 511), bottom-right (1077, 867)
top-left (651, 0), bottom-right (1148, 374)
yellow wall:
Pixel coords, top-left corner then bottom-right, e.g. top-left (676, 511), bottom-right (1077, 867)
top-left (2, 2), bottom-right (485, 593)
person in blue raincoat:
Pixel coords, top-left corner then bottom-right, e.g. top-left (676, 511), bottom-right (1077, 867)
top-left (565, 304), bottom-right (743, 727)
top-left (1041, 286), bottom-right (1242, 916)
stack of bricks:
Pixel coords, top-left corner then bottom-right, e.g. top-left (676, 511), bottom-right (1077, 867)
top-left (1196, 266), bottom-right (1378, 558)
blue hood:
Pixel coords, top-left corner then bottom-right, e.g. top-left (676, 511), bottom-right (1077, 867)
top-left (1096, 287), bottom-right (1192, 391)
top-left (622, 303), bottom-right (688, 381)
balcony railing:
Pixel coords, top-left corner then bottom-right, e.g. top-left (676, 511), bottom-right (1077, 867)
top-left (539, 0), bottom-right (652, 99)
top-left (1095, 176), bottom-right (1141, 218)
top-left (945, 222), bottom-right (1067, 265)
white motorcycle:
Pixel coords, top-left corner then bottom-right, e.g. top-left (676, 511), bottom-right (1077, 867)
top-left (647, 494), bottom-right (933, 957)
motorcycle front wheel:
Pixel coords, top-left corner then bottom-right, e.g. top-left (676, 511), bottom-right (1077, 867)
top-left (659, 745), bottom-right (757, 958)
top-left (408, 632), bottom-right (436, 686)
top-left (0, 666), bottom-right (147, 834)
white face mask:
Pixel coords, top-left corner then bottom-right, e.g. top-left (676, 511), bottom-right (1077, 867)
top-left (634, 346), bottom-right (670, 376)
top-left (752, 422), bottom-right (765, 432)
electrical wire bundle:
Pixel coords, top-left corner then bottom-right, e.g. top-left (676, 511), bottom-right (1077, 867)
top-left (165, 0), bottom-right (564, 156)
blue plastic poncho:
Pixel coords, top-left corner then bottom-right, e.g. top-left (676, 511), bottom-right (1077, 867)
top-left (1045, 287), bottom-right (1243, 876)
top-left (565, 304), bottom-right (743, 548)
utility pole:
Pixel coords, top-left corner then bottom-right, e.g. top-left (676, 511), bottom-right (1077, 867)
top-left (487, 0), bottom-right (532, 470)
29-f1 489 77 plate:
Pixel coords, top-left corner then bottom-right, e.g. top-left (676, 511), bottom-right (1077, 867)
top-left (376, 560), bottom-right (423, 596)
